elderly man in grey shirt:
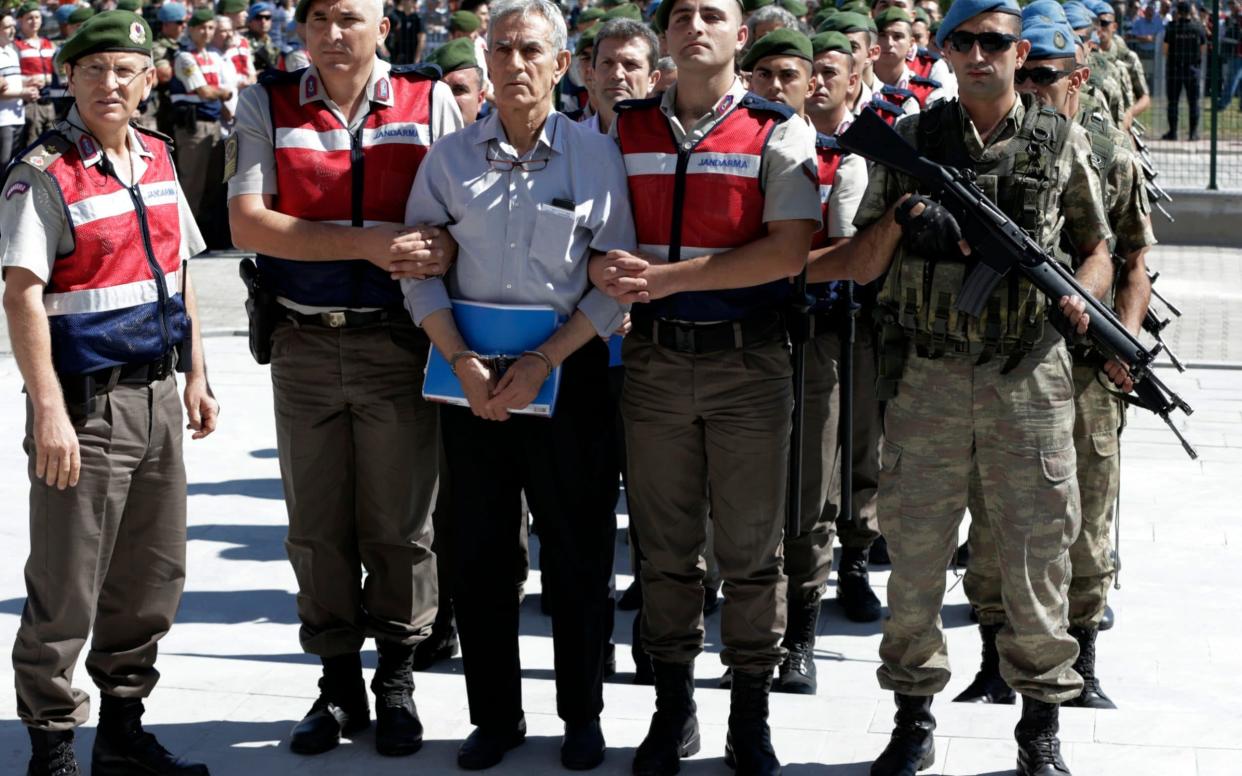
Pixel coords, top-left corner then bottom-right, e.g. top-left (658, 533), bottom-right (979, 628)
top-left (400, 0), bottom-right (633, 771)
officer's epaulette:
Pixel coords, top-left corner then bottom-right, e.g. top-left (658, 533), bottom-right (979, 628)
top-left (739, 93), bottom-right (794, 120)
top-left (613, 96), bottom-right (662, 113)
top-left (815, 132), bottom-right (839, 150)
top-left (880, 84), bottom-right (916, 101)
top-left (258, 67), bottom-right (302, 88)
top-left (916, 47), bottom-right (941, 62)
top-left (870, 98), bottom-right (904, 116)
top-left (131, 123), bottom-right (173, 146)
top-left (391, 62), bottom-right (442, 80)
top-left (12, 129), bottom-right (70, 173)
top-left (910, 75), bottom-right (942, 89)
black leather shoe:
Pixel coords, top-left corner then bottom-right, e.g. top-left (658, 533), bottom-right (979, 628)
top-left (457, 717), bottom-right (527, 770)
top-left (290, 654), bottom-right (370, 755)
top-left (26, 728), bottom-right (79, 776)
top-left (92, 697), bottom-right (209, 775)
top-left (562, 719), bottom-right (607, 770)
top-left (1015, 696), bottom-right (1072, 775)
top-left (953, 623), bottom-right (1016, 705)
top-left (373, 640), bottom-right (424, 756)
top-left (1098, 605), bottom-right (1115, 632)
top-left (412, 607), bottom-right (459, 671)
top-left (871, 694), bottom-right (935, 776)
top-left (634, 660), bottom-right (700, 776)
top-left (1160, 130), bottom-right (1177, 140)
top-left (836, 548), bottom-right (882, 622)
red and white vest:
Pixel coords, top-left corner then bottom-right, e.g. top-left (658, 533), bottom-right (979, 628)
top-left (257, 65), bottom-right (437, 308)
top-left (15, 36), bottom-right (55, 79)
top-left (226, 37), bottom-right (253, 82)
top-left (809, 133), bottom-right (847, 314)
top-left (22, 128), bottom-right (188, 375)
top-left (910, 48), bottom-right (939, 80)
top-left (616, 92), bottom-right (791, 322)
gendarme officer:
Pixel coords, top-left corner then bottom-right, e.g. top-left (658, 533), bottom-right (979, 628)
top-left (1, 11), bottom-right (217, 776)
top-left (227, 0), bottom-right (463, 759)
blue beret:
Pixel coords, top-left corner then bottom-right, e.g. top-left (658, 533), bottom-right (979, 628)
top-left (1062, 1), bottom-right (1095, 29)
top-left (1022, 0), bottom-right (1069, 24)
top-left (1083, 0), bottom-right (1114, 16)
top-left (1022, 20), bottom-right (1076, 59)
top-left (249, 2), bottom-right (273, 15)
top-left (936, 0), bottom-right (1021, 48)
top-left (158, 2), bottom-right (187, 22)
top-left (55, 5), bottom-right (75, 25)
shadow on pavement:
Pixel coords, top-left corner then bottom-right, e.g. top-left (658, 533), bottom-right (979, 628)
top-left (173, 589), bottom-right (300, 624)
top-left (187, 524), bottom-right (288, 562)
top-left (249, 448), bottom-right (280, 459)
top-left (188, 478), bottom-right (284, 499)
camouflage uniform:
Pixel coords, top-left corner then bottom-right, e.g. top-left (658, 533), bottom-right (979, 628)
top-left (965, 100), bottom-right (1156, 630)
top-left (144, 35), bottom-right (181, 136)
top-left (853, 94), bottom-right (1111, 703)
top-left (1104, 36), bottom-right (1149, 106)
top-left (1087, 50), bottom-right (1128, 125)
top-left (246, 30), bottom-right (281, 74)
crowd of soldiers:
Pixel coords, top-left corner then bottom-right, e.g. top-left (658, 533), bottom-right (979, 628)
top-left (0, 0), bottom-right (1166, 775)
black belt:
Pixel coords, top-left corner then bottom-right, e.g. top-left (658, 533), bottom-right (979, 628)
top-left (631, 314), bottom-right (783, 354)
top-left (284, 307), bottom-right (407, 329)
top-left (83, 351), bottom-right (177, 391)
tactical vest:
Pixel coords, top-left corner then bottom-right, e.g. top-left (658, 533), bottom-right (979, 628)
top-left (15, 37), bottom-right (54, 78)
top-left (911, 48), bottom-right (940, 80)
top-left (15, 126), bottom-right (188, 376)
top-left (878, 96), bottom-right (1070, 366)
top-left (256, 64), bottom-right (438, 309)
top-left (616, 92), bottom-right (792, 323)
top-left (906, 75), bottom-right (942, 108)
top-left (809, 133), bottom-right (845, 313)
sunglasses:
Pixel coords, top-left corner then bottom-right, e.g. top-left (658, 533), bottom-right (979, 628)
top-left (1015, 66), bottom-right (1074, 85)
top-left (255, 14), bottom-right (273, 19)
top-left (945, 30), bottom-right (1018, 54)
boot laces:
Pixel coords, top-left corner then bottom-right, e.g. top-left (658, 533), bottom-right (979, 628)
top-left (45, 741), bottom-right (79, 776)
top-left (1027, 735), bottom-right (1062, 766)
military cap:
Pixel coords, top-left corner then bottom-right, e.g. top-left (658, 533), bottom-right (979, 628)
top-left (158, 2), bottom-right (187, 22)
top-left (1083, 0), bottom-right (1115, 17)
top-left (116, 0), bottom-right (143, 11)
top-left (602, 2), bottom-right (642, 20)
top-left (579, 7), bottom-right (606, 24)
top-left (654, 0), bottom-right (744, 33)
top-left (873, 7), bottom-right (912, 30)
top-left (56, 10), bottom-right (153, 67)
top-left (189, 7), bottom-right (216, 26)
top-left (812, 5), bottom-right (837, 26)
top-left (781, 0), bottom-right (808, 15)
top-left (574, 25), bottom-right (597, 55)
top-left (449, 10), bottom-right (481, 32)
top-left (425, 37), bottom-right (478, 74)
top-left (839, 1), bottom-right (869, 14)
top-left (249, 2), bottom-right (274, 15)
top-left (68, 7), bottom-right (97, 24)
top-left (16, 2), bottom-right (40, 19)
top-left (819, 10), bottom-right (876, 34)
top-left (935, 0), bottom-right (1020, 48)
top-left (1061, 1), bottom-right (1095, 29)
top-left (739, 27), bottom-right (812, 70)
top-left (1023, 20), bottom-right (1076, 58)
top-left (217, 0), bottom-right (247, 13)
top-left (55, 5), bottom-right (75, 26)
top-left (1022, 0), bottom-right (1069, 24)
top-left (912, 7), bottom-right (930, 24)
top-left (811, 29), bottom-right (852, 57)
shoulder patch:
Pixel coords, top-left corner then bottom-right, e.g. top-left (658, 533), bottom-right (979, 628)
top-left (390, 62), bottom-right (442, 81)
top-left (910, 75), bottom-right (942, 89)
top-left (815, 132), bottom-right (839, 150)
top-left (223, 133), bottom-right (239, 182)
top-left (916, 47), bottom-right (941, 62)
top-left (4, 180), bottom-right (29, 199)
top-left (739, 93), bottom-right (794, 120)
top-left (15, 130), bottom-right (70, 172)
top-left (871, 98), bottom-right (904, 116)
top-left (880, 84), bottom-right (916, 101)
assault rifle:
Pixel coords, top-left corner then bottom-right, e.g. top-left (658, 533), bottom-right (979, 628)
top-left (786, 270), bottom-right (812, 540)
top-left (839, 107), bottom-right (1197, 459)
top-left (1129, 122), bottom-right (1175, 222)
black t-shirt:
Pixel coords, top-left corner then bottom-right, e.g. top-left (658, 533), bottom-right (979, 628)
top-left (1165, 17), bottom-right (1207, 71)
top-left (386, 10), bottom-right (425, 65)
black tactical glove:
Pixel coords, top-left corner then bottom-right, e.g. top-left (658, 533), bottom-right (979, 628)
top-left (895, 194), bottom-right (968, 262)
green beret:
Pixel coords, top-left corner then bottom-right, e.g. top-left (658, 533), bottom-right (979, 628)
top-left (56, 10), bottom-right (153, 67)
top-left (216, 0), bottom-right (246, 14)
top-left (811, 29), bottom-right (852, 57)
top-left (117, 0), bottom-right (143, 10)
top-left (16, 2), bottom-right (40, 18)
top-left (579, 7), bottom-right (605, 23)
top-left (68, 7), bottom-right (97, 24)
top-left (912, 7), bottom-right (930, 24)
top-left (873, 7), bottom-right (912, 29)
top-left (425, 37), bottom-right (478, 75)
top-left (449, 10), bottom-right (480, 33)
top-left (189, 7), bottom-right (216, 26)
top-left (839, 1), bottom-right (869, 14)
top-left (819, 10), bottom-right (876, 34)
top-left (781, 0), bottom-right (808, 15)
top-left (739, 27), bottom-right (812, 71)
top-left (602, 2), bottom-right (643, 20)
top-left (812, 6), bottom-right (838, 26)
top-left (574, 26), bottom-right (597, 55)
top-left (655, 0), bottom-right (744, 32)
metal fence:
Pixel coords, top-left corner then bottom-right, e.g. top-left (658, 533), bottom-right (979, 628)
top-left (1124, 0), bottom-right (1242, 192)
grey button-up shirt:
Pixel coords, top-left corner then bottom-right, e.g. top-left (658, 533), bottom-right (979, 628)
top-left (401, 110), bottom-right (633, 337)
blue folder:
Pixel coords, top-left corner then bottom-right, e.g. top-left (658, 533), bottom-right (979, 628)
top-left (422, 300), bottom-right (564, 417)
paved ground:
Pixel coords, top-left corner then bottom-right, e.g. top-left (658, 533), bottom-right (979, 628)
top-left (0, 247), bottom-right (1239, 775)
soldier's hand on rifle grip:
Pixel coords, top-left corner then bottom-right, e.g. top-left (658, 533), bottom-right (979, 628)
top-left (1058, 295), bottom-right (1091, 337)
top-left (1103, 359), bottom-right (1135, 393)
top-left (895, 194), bottom-right (972, 261)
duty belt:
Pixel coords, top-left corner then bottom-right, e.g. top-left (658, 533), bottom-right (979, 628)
top-left (86, 351), bottom-right (178, 388)
top-left (284, 307), bottom-right (408, 329)
top-left (631, 314), bottom-right (783, 354)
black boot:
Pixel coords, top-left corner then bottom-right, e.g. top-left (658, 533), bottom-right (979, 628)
top-left (1015, 696), bottom-right (1071, 776)
top-left (774, 597), bottom-right (819, 695)
top-left (289, 653), bottom-right (371, 755)
top-left (633, 660), bottom-right (700, 776)
top-left (1098, 604), bottom-right (1115, 632)
top-left (869, 536), bottom-right (891, 566)
top-left (26, 728), bottom-right (79, 776)
top-left (1062, 626), bottom-right (1116, 710)
top-left (724, 669), bottom-right (781, 775)
top-left (91, 696), bottom-right (209, 775)
top-left (412, 604), bottom-right (459, 671)
top-left (372, 640), bottom-right (424, 756)
top-left (835, 547), bottom-right (881, 622)
top-left (870, 694), bottom-right (935, 776)
top-left (952, 623), bottom-right (1016, 704)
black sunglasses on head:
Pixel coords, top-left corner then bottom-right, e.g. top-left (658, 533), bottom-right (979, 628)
top-left (1015, 65), bottom-right (1074, 85)
top-left (945, 30), bottom-right (1019, 54)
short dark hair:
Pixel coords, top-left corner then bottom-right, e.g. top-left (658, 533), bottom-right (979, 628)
top-left (591, 18), bottom-right (659, 73)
